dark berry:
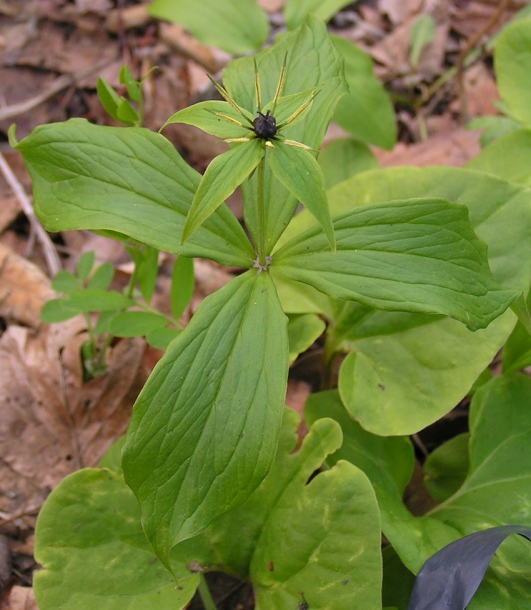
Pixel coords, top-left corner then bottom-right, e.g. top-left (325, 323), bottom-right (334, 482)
top-left (253, 110), bottom-right (277, 139)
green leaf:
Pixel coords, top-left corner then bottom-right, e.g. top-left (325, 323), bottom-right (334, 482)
top-left (88, 262), bottom-right (114, 290)
top-left (145, 327), bottom-right (181, 349)
top-left (400, 374), bottom-right (531, 607)
top-left (494, 19), bottom-right (531, 128)
top-left (76, 251), bottom-right (95, 281)
top-left (263, 86), bottom-right (320, 126)
top-left (122, 271), bottom-right (289, 567)
top-left (467, 129), bottom-right (531, 185)
top-left (14, 119), bottom-right (254, 267)
top-left (287, 313), bottom-right (325, 364)
top-left (466, 115), bottom-right (521, 147)
top-left (319, 138), bottom-right (378, 190)
top-left (173, 410), bottom-right (383, 610)
top-left (33, 469), bottom-right (198, 610)
top-left (96, 77), bottom-right (121, 121)
top-left (126, 244), bottom-right (159, 304)
top-left (116, 98), bottom-right (140, 125)
top-left (503, 319), bottom-right (531, 372)
top-left (273, 197), bottom-right (517, 331)
top-left (182, 138), bottom-right (264, 242)
top-left (120, 65), bottom-right (142, 102)
top-left (51, 270), bottom-right (78, 293)
top-left (268, 141), bottom-right (335, 251)
top-left (161, 101), bottom-right (252, 139)
top-left (170, 255), bottom-right (194, 320)
top-left (304, 390), bottom-right (414, 520)
top-left (276, 166), bottom-right (531, 435)
top-left (225, 17), bottom-right (348, 253)
top-left (62, 289), bottom-right (135, 313)
top-left (283, 0), bottom-right (355, 30)
top-left (409, 14), bottom-right (436, 67)
top-left (40, 298), bottom-right (79, 323)
top-left (109, 311), bottom-right (168, 337)
top-left (423, 433), bottom-right (470, 503)
top-left (147, 0), bottom-right (269, 55)
top-left (332, 36), bottom-right (396, 150)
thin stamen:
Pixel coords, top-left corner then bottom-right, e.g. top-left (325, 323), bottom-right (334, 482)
top-left (254, 58), bottom-right (262, 112)
top-left (271, 52), bottom-right (288, 115)
top-left (278, 89), bottom-right (321, 128)
top-left (207, 75), bottom-right (253, 126)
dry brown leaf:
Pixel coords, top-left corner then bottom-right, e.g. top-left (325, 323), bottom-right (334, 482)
top-left (0, 243), bottom-right (55, 329)
top-left (0, 320), bottom-right (146, 522)
top-left (0, 586), bottom-right (36, 610)
top-left (376, 127), bottom-right (481, 167)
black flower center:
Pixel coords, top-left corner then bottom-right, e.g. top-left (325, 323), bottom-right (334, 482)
top-left (253, 110), bottom-right (277, 139)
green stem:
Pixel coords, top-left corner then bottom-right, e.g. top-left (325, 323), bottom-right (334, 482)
top-left (255, 154), bottom-right (267, 266)
top-left (197, 573), bottom-right (218, 610)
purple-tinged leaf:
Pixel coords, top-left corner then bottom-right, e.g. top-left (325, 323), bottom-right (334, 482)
top-left (407, 525), bottom-right (531, 610)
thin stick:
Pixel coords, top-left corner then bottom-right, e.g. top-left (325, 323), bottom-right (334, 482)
top-left (0, 58), bottom-right (115, 122)
top-left (456, 0), bottom-right (511, 123)
top-left (0, 152), bottom-right (61, 276)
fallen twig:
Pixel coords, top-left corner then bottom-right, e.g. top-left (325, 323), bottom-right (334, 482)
top-left (0, 152), bottom-right (61, 276)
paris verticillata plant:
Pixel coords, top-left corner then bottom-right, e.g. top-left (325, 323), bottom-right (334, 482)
top-left (11, 16), bottom-right (531, 610)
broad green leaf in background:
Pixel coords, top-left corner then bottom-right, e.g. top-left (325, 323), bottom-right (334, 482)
top-left (503, 317), bottom-right (531, 373)
top-left (284, 0), bottom-right (355, 30)
top-left (494, 19), bottom-right (531, 128)
top-left (332, 35), bottom-right (396, 150)
top-left (304, 390), bottom-right (414, 527)
top-left (33, 469), bottom-right (198, 610)
top-left (173, 410), bottom-right (383, 610)
top-left (466, 115), bottom-right (521, 148)
top-left (170, 255), bottom-right (194, 321)
top-left (277, 166), bottom-right (531, 435)
top-left (122, 271), bottom-right (289, 568)
top-left (419, 374), bottom-right (531, 609)
top-left (224, 17), bottom-right (348, 254)
top-left (287, 313), bottom-right (325, 364)
top-left (319, 138), bottom-right (378, 190)
top-left (147, 0), bottom-right (268, 55)
top-left (273, 197), bottom-right (517, 330)
top-left (109, 311), bottom-right (169, 338)
top-left (11, 120), bottom-right (254, 267)
top-left (466, 129), bottom-right (531, 185)
top-left (305, 379), bottom-right (531, 609)
top-left (409, 14), bottom-right (436, 67)
top-left (422, 433), bottom-right (470, 503)
top-left (268, 141), bottom-right (336, 251)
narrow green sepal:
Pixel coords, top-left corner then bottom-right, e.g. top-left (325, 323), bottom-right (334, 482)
top-left (160, 101), bottom-right (252, 138)
top-left (268, 141), bottom-right (336, 251)
top-left (182, 138), bottom-right (265, 243)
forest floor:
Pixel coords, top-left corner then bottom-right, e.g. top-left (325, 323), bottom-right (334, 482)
top-left (0, 0), bottom-right (524, 608)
